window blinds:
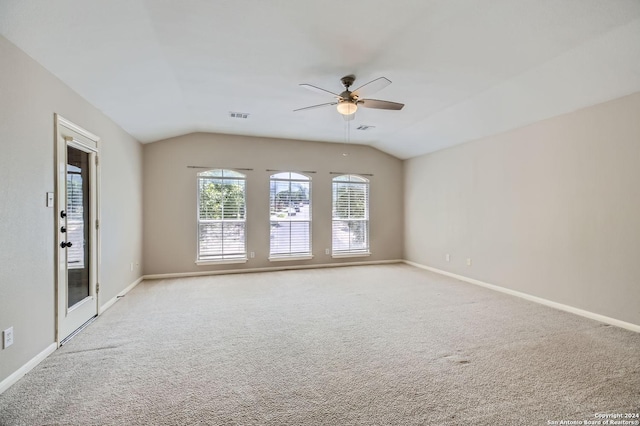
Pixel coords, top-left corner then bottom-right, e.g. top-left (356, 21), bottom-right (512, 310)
top-left (332, 175), bottom-right (370, 255)
top-left (66, 163), bottom-right (87, 269)
top-left (269, 172), bottom-right (311, 258)
top-left (197, 170), bottom-right (247, 261)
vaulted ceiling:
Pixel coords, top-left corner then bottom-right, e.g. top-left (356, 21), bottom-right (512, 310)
top-left (1, 0), bottom-right (639, 159)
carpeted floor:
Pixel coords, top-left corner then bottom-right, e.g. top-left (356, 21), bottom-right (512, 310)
top-left (0, 264), bottom-right (638, 425)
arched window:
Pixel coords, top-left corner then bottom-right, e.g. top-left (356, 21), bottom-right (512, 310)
top-left (332, 175), bottom-right (369, 256)
top-left (269, 172), bottom-right (312, 259)
top-left (197, 169), bottom-right (247, 262)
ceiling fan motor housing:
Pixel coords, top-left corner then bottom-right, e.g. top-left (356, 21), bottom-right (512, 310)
top-left (339, 90), bottom-right (355, 101)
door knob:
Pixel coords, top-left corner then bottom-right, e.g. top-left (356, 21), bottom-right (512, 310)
top-left (60, 241), bottom-right (73, 248)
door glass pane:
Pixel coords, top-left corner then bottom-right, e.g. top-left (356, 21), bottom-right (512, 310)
top-left (67, 146), bottom-right (90, 308)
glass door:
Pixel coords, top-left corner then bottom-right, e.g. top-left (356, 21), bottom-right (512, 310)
top-left (56, 115), bottom-right (99, 344)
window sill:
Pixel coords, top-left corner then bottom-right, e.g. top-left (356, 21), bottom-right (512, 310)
top-left (268, 255), bottom-right (314, 262)
top-left (195, 258), bottom-right (247, 266)
top-left (332, 252), bottom-right (371, 259)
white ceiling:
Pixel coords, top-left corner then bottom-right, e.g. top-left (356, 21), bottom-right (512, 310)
top-left (1, 0), bottom-right (639, 159)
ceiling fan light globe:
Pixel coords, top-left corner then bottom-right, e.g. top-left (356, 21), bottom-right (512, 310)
top-left (337, 102), bottom-right (357, 116)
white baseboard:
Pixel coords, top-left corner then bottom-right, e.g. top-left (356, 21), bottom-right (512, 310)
top-left (0, 343), bottom-right (57, 395)
top-left (404, 260), bottom-right (640, 333)
top-left (99, 276), bottom-right (144, 314)
top-left (143, 259), bottom-right (404, 280)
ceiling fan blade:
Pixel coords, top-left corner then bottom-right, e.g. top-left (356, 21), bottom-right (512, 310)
top-left (293, 102), bottom-right (337, 112)
top-left (299, 84), bottom-right (342, 98)
top-left (352, 77), bottom-right (391, 98)
top-left (358, 99), bottom-right (404, 110)
top-left (342, 113), bottom-right (355, 121)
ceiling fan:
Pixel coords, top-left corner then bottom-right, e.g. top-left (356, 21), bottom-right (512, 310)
top-left (294, 75), bottom-right (404, 121)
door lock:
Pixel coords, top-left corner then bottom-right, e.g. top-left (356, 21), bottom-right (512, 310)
top-left (60, 241), bottom-right (73, 248)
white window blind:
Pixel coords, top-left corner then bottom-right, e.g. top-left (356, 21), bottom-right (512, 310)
top-left (332, 175), bottom-right (370, 255)
top-left (269, 172), bottom-right (311, 258)
top-left (66, 163), bottom-right (87, 269)
top-left (197, 169), bottom-right (247, 262)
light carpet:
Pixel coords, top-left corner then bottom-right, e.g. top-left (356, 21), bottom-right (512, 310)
top-left (0, 264), bottom-right (638, 425)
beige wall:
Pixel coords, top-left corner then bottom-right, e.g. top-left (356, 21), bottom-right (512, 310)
top-left (405, 92), bottom-right (640, 326)
top-left (0, 36), bottom-right (144, 384)
top-left (143, 133), bottom-right (404, 275)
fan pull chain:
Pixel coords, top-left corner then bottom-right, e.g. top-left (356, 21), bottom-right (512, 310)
top-left (345, 119), bottom-right (351, 144)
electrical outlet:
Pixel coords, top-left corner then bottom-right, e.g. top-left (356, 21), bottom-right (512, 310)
top-left (325, 249), bottom-right (330, 255)
top-left (3, 327), bottom-right (14, 349)
top-left (446, 253), bottom-right (450, 262)
top-left (467, 258), bottom-right (472, 266)
top-left (130, 262), bottom-right (134, 272)
top-left (250, 252), bottom-right (255, 258)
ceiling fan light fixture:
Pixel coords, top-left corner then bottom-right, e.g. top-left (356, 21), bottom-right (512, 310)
top-left (337, 101), bottom-right (357, 116)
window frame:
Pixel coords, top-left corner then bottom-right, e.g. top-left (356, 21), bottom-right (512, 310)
top-left (331, 174), bottom-right (370, 258)
top-left (196, 169), bottom-right (248, 265)
top-left (268, 172), bottom-right (313, 261)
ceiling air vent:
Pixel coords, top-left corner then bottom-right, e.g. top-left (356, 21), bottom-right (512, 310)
top-left (356, 125), bottom-right (375, 131)
top-left (229, 112), bottom-right (250, 119)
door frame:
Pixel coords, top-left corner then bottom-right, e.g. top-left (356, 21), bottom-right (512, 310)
top-left (54, 114), bottom-right (101, 346)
